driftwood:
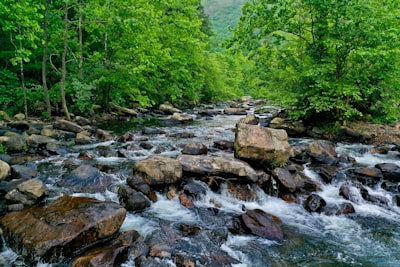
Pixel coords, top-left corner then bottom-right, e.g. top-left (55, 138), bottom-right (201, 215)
top-left (109, 102), bottom-right (138, 116)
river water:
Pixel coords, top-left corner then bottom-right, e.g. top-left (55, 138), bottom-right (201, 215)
top-left (1, 108), bottom-right (400, 266)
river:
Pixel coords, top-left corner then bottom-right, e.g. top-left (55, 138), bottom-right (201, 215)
top-left (1, 106), bottom-right (400, 266)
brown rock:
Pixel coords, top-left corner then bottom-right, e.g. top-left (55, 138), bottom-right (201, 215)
top-left (179, 193), bottom-right (195, 209)
top-left (234, 123), bottom-right (293, 169)
top-left (240, 209), bottom-right (283, 241)
top-left (134, 155), bottom-right (182, 185)
top-left (0, 196), bottom-right (126, 264)
top-left (181, 142), bottom-right (208, 155)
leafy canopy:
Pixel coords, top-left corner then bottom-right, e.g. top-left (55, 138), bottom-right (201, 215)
top-left (228, 0), bottom-right (400, 123)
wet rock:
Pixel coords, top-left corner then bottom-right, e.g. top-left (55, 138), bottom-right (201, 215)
top-left (304, 194), bottom-right (326, 213)
top-left (336, 202), bottom-right (356, 215)
top-left (168, 113), bottom-right (194, 124)
top-left (118, 186), bottom-right (151, 212)
top-left (139, 142), bottom-right (153, 150)
top-left (213, 140), bottom-right (234, 151)
top-left (177, 154), bottom-right (258, 183)
top-left (270, 117), bottom-right (306, 136)
top-left (308, 140), bottom-right (337, 165)
top-left (183, 180), bottom-right (208, 198)
top-left (272, 167), bottom-right (296, 193)
top-left (127, 175), bottom-right (157, 202)
top-left (54, 119), bottom-right (83, 133)
top-left (237, 114), bottom-right (259, 125)
top-left (318, 165), bottom-right (338, 183)
top-left (359, 186), bottom-right (389, 206)
top-left (149, 244), bottom-right (173, 258)
top-left (143, 127), bottom-right (164, 135)
top-left (94, 129), bottom-right (115, 141)
top-left (234, 123), bottom-right (293, 169)
top-left (0, 159), bottom-right (10, 180)
top-left (175, 253), bottom-right (196, 267)
top-left (134, 155), bottom-right (182, 185)
top-left (346, 167), bottom-right (383, 187)
top-left (10, 165), bottom-right (36, 180)
top-left (179, 193), bottom-right (195, 209)
top-left (167, 132), bottom-right (196, 138)
top-left (375, 163), bottom-right (400, 182)
top-left (159, 103), bottom-right (181, 115)
top-left (5, 178), bottom-right (48, 205)
top-left (181, 142), bottom-right (208, 155)
top-left (78, 151), bottom-right (96, 160)
top-left (75, 131), bottom-right (93, 145)
top-left (58, 164), bottom-right (114, 193)
top-left (0, 196), bottom-right (126, 264)
top-left (118, 132), bottom-right (134, 142)
top-left (339, 183), bottom-right (362, 203)
top-left (72, 230), bottom-right (139, 267)
top-left (239, 209), bottom-right (283, 241)
top-left (223, 107), bottom-right (247, 115)
top-left (226, 182), bottom-right (258, 201)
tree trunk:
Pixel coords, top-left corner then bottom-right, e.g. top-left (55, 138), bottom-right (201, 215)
top-left (18, 28), bottom-right (28, 120)
top-left (60, 2), bottom-right (71, 121)
top-left (42, 0), bottom-right (51, 117)
top-left (78, 0), bottom-right (83, 80)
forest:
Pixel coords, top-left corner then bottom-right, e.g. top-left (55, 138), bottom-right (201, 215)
top-left (1, 0), bottom-right (400, 124)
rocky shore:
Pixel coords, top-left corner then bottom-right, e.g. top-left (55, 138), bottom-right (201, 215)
top-left (1, 98), bottom-right (400, 266)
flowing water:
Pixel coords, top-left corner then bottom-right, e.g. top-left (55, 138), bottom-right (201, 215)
top-left (1, 109), bottom-right (400, 267)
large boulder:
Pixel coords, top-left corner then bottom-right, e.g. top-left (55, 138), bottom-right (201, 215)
top-left (234, 123), bottom-right (293, 169)
top-left (134, 155), bottom-right (182, 185)
top-left (0, 132), bottom-right (26, 152)
top-left (177, 155), bottom-right (258, 183)
top-left (308, 140), bottom-right (337, 165)
top-left (58, 164), bottom-right (115, 193)
top-left (118, 186), bottom-right (151, 212)
top-left (0, 196), bottom-right (126, 264)
top-left (159, 104), bottom-right (181, 115)
top-left (27, 134), bottom-right (59, 148)
top-left (0, 159), bottom-right (10, 180)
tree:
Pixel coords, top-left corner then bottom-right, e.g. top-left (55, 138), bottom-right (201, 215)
top-left (229, 0), bottom-right (400, 123)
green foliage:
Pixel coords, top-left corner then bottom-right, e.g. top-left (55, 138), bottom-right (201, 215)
top-left (0, 144), bottom-right (7, 154)
top-left (0, 69), bottom-right (19, 111)
top-left (69, 79), bottom-right (94, 114)
top-left (229, 0), bottom-right (400, 123)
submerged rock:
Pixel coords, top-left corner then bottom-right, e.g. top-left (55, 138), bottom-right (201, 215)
top-left (0, 196), bottom-right (126, 264)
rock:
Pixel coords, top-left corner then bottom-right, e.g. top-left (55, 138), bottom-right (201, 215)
top-left (272, 167), bottom-right (297, 193)
top-left (240, 209), bottom-right (283, 241)
top-left (168, 113), bottom-right (194, 124)
top-left (237, 114), bottom-right (259, 125)
top-left (181, 142), bottom-right (208, 155)
top-left (304, 194), bottom-right (326, 212)
top-left (226, 182), bottom-right (258, 201)
top-left (0, 159), bottom-right (10, 180)
top-left (375, 163), bottom-right (400, 182)
top-left (159, 104), bottom-right (181, 115)
top-left (179, 193), bottom-right (195, 209)
top-left (134, 155), bottom-right (182, 185)
top-left (10, 165), bottom-right (37, 181)
top-left (0, 110), bottom-right (11, 121)
top-left (58, 164), bottom-right (114, 193)
top-left (27, 134), bottom-right (59, 148)
top-left (118, 186), bottom-right (151, 212)
top-left (213, 140), bottom-right (234, 151)
top-left (75, 131), bottom-right (93, 145)
top-left (72, 230), bottom-right (140, 267)
top-left (177, 154), bottom-right (258, 183)
top-left (13, 113), bottom-right (25, 121)
top-left (335, 202), bottom-right (355, 215)
top-left (223, 108), bottom-right (247, 115)
top-left (0, 196), bottom-right (126, 264)
top-left (358, 186), bottom-right (389, 205)
top-left (127, 175), bottom-right (157, 201)
top-left (5, 178), bottom-right (48, 205)
top-left (234, 123), bottom-right (293, 169)
top-left (339, 183), bottom-right (362, 203)
top-left (0, 132), bottom-right (26, 152)
top-left (109, 102), bottom-right (138, 116)
top-left (346, 167), bottom-right (383, 187)
top-left (308, 140), bottom-right (337, 165)
top-left (41, 127), bottom-right (75, 140)
top-left (74, 116), bottom-right (91, 126)
top-left (94, 129), bottom-right (115, 141)
top-left (149, 244), bottom-right (173, 258)
top-left (54, 119), bottom-right (83, 133)
top-left (270, 117), bottom-right (306, 136)
top-left (183, 180), bottom-right (208, 198)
